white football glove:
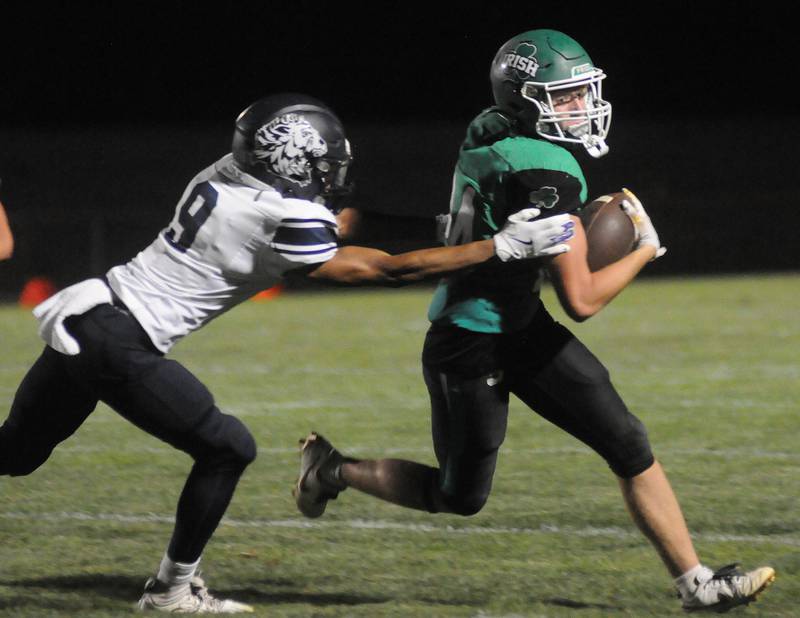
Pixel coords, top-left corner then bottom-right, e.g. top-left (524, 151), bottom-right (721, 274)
top-left (620, 188), bottom-right (667, 260)
top-left (493, 207), bottom-right (574, 262)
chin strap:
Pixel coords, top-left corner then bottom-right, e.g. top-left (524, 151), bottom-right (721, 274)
top-left (581, 135), bottom-right (609, 158)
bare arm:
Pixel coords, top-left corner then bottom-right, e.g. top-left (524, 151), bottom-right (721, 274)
top-left (0, 200), bottom-right (14, 261)
top-left (305, 241), bottom-right (496, 286)
top-left (295, 206), bottom-right (574, 285)
top-left (547, 215), bottom-right (655, 321)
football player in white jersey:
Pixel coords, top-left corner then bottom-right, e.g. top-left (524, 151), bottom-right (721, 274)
top-left (0, 93), bottom-right (576, 613)
top-left (0, 179), bottom-right (14, 261)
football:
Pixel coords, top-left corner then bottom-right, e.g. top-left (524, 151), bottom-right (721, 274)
top-left (578, 192), bottom-right (636, 271)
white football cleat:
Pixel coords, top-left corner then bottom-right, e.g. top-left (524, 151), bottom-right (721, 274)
top-left (137, 576), bottom-right (253, 613)
top-left (680, 563), bottom-right (775, 613)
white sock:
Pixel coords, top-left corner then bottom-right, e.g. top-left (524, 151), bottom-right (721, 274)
top-left (156, 553), bottom-right (201, 589)
top-left (675, 564), bottom-right (714, 598)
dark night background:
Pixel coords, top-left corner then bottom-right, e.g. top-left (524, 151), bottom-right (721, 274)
top-left (0, 1), bottom-right (797, 297)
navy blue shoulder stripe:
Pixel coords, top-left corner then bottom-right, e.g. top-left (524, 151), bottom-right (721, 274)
top-left (273, 225), bottom-right (337, 247)
top-left (281, 218), bottom-right (336, 226)
top-left (273, 246), bottom-right (336, 256)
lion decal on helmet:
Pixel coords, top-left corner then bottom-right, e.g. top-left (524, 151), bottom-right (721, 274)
top-left (253, 113), bottom-right (328, 187)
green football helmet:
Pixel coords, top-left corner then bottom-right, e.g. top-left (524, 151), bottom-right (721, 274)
top-left (490, 29), bottom-right (612, 157)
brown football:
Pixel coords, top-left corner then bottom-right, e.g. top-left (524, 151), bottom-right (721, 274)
top-left (578, 192), bottom-right (636, 271)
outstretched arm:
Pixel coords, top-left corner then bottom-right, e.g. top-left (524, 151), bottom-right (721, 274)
top-left (305, 207), bottom-right (574, 286)
top-left (0, 200), bottom-right (14, 261)
top-left (307, 241), bottom-right (496, 285)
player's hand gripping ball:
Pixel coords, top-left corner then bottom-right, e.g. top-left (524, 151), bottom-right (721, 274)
top-left (578, 191), bottom-right (635, 271)
top-left (619, 188), bottom-right (667, 261)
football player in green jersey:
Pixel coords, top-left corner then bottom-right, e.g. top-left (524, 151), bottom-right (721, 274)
top-left (295, 30), bottom-right (775, 612)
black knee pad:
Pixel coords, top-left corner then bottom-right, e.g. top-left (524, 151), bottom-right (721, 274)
top-left (0, 448), bottom-right (51, 477)
top-left (0, 422), bottom-right (49, 477)
top-left (187, 408), bottom-right (257, 471)
top-left (4, 456), bottom-right (48, 477)
top-left (604, 414), bottom-right (654, 479)
top-left (439, 487), bottom-right (490, 516)
top-left (0, 423), bottom-right (14, 475)
top-left (422, 464), bottom-right (491, 516)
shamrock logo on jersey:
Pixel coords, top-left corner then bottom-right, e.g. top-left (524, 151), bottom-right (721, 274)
top-left (528, 186), bottom-right (560, 209)
top-left (501, 42), bottom-right (539, 80)
top-left (253, 113), bottom-right (328, 187)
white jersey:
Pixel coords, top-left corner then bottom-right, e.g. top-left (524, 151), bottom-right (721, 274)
top-left (106, 154), bottom-right (338, 353)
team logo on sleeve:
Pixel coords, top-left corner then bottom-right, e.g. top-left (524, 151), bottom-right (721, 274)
top-left (528, 186), bottom-right (559, 209)
top-left (501, 42), bottom-right (539, 79)
top-left (253, 113), bottom-right (328, 187)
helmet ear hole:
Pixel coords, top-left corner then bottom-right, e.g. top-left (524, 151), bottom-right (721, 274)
top-left (231, 129), bottom-right (257, 168)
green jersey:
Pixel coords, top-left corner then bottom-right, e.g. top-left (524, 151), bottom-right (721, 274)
top-left (428, 108), bottom-right (588, 333)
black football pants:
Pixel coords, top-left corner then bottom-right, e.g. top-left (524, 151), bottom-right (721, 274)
top-left (0, 304), bottom-right (257, 563)
top-left (423, 311), bottom-right (654, 516)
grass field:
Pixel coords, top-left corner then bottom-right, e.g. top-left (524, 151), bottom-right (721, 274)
top-left (1, 273), bottom-right (798, 617)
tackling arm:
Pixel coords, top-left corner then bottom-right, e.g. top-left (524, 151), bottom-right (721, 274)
top-left (304, 207), bottom-right (573, 286)
top-left (306, 241), bottom-right (496, 286)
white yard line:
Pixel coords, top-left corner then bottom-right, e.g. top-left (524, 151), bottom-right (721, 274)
top-left (55, 443), bottom-right (800, 460)
top-left (1, 510), bottom-right (797, 547)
